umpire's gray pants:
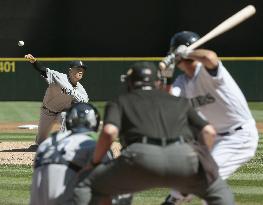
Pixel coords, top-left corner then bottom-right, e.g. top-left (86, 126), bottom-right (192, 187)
top-left (62, 143), bottom-right (234, 205)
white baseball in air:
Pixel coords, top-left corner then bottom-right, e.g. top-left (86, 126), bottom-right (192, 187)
top-left (18, 41), bottom-right (24, 47)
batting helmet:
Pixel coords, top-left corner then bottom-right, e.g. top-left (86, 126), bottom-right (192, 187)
top-left (170, 31), bottom-right (200, 51)
top-left (123, 62), bottom-right (160, 89)
top-left (65, 103), bottom-right (100, 133)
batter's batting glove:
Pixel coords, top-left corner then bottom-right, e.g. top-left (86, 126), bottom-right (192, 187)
top-left (160, 64), bottom-right (175, 78)
top-left (161, 53), bottom-right (176, 68)
top-left (175, 45), bottom-right (193, 59)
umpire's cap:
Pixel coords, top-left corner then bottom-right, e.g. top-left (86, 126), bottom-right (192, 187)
top-left (69, 60), bottom-right (87, 70)
top-left (66, 103), bottom-right (100, 133)
top-left (122, 62), bottom-right (160, 88)
top-left (170, 31), bottom-right (200, 51)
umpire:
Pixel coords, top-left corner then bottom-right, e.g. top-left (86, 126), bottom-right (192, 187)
top-left (63, 62), bottom-right (235, 205)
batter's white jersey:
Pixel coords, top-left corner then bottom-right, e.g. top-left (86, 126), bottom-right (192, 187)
top-left (171, 61), bottom-right (258, 180)
top-left (171, 61), bottom-right (253, 133)
top-left (43, 68), bottom-right (89, 113)
top-left (30, 131), bottom-right (97, 205)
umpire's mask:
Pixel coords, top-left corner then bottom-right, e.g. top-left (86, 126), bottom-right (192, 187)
top-left (121, 62), bottom-right (160, 90)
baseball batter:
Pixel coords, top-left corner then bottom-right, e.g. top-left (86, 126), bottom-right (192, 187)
top-left (25, 54), bottom-right (89, 145)
top-left (161, 31), bottom-right (259, 205)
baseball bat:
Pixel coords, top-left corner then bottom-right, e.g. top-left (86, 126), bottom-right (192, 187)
top-left (159, 5), bottom-right (256, 70)
top-left (188, 5), bottom-right (256, 50)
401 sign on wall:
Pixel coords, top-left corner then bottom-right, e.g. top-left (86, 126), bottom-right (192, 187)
top-left (0, 61), bottom-right (15, 73)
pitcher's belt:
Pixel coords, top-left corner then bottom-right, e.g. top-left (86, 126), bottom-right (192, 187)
top-left (42, 105), bottom-right (60, 114)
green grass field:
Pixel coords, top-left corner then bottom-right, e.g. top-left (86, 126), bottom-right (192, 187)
top-left (0, 101), bottom-right (262, 205)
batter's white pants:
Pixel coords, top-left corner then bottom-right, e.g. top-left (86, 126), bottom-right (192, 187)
top-left (170, 119), bottom-right (259, 203)
top-left (211, 119), bottom-right (259, 180)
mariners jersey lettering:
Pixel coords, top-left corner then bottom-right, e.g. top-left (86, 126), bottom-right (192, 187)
top-left (43, 68), bottom-right (89, 112)
top-left (36, 131), bottom-right (95, 168)
top-left (171, 62), bottom-right (253, 132)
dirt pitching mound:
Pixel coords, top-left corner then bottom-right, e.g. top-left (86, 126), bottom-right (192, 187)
top-left (0, 141), bottom-right (121, 166)
top-left (0, 142), bottom-right (35, 165)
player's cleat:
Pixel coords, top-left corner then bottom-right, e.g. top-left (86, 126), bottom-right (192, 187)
top-left (28, 144), bottom-right (39, 152)
top-left (160, 194), bottom-right (184, 205)
top-left (112, 193), bottom-right (133, 205)
top-left (161, 194), bottom-right (193, 205)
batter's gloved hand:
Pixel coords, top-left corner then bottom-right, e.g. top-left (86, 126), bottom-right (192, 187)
top-left (175, 45), bottom-right (193, 59)
top-left (25, 54), bottom-right (37, 63)
top-left (160, 64), bottom-right (175, 78)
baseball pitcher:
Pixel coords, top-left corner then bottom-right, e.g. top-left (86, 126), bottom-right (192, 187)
top-left (25, 54), bottom-right (89, 145)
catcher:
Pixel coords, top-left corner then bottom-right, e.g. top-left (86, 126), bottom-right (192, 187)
top-left (30, 103), bottom-right (132, 205)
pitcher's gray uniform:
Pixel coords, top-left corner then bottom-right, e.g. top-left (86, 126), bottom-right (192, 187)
top-left (25, 54), bottom-right (89, 145)
top-left (40, 67), bottom-right (88, 136)
top-left (30, 130), bottom-right (96, 205)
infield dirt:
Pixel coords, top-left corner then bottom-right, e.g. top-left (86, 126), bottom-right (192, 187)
top-left (0, 122), bottom-right (262, 165)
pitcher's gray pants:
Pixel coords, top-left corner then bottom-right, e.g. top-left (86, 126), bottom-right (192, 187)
top-left (36, 107), bottom-right (66, 144)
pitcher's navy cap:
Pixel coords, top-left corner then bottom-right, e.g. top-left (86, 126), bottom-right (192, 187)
top-left (69, 61), bottom-right (87, 70)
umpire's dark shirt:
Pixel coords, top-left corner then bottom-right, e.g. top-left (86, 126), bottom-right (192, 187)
top-left (104, 89), bottom-right (208, 146)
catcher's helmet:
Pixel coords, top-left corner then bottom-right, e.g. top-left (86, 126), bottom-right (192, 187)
top-left (123, 62), bottom-right (160, 88)
top-left (170, 31), bottom-right (200, 51)
top-left (66, 103), bottom-right (100, 133)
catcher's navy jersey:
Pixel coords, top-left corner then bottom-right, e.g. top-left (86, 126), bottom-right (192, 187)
top-left (35, 130), bottom-right (96, 168)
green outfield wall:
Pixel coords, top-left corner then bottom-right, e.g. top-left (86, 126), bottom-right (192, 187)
top-left (0, 57), bottom-right (262, 101)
